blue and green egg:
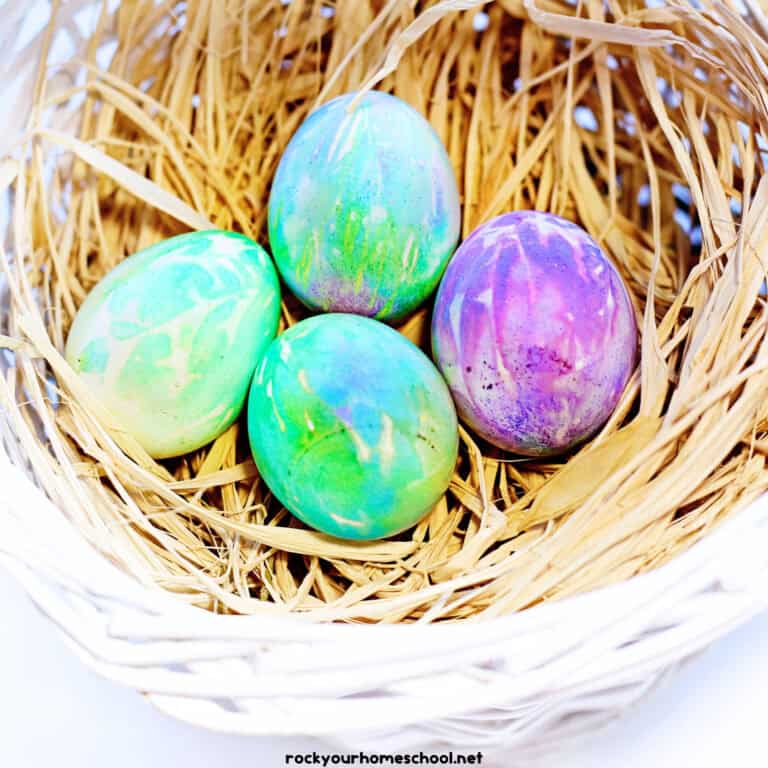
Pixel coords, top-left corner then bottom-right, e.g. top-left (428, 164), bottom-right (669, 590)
top-left (247, 314), bottom-right (458, 540)
top-left (268, 91), bottom-right (461, 322)
top-left (65, 231), bottom-right (281, 459)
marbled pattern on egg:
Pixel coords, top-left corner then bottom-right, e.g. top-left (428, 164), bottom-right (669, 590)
top-left (65, 231), bottom-right (281, 459)
top-left (247, 314), bottom-right (459, 541)
top-left (268, 91), bottom-right (461, 322)
top-left (432, 211), bottom-right (638, 456)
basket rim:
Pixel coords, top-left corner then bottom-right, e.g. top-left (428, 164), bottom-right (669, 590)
top-left (4, 437), bottom-right (768, 741)
top-left (2, 438), bottom-right (768, 639)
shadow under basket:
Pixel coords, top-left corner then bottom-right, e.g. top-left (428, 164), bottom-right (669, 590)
top-left (3, 0), bottom-right (768, 759)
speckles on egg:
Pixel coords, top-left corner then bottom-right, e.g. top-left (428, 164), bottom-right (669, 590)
top-left (431, 211), bottom-right (638, 456)
top-left (65, 230), bottom-right (281, 459)
top-left (268, 91), bottom-right (461, 322)
top-left (247, 314), bottom-right (459, 540)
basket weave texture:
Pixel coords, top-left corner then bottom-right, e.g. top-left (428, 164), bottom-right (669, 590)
top-left (3, 0), bottom-right (768, 757)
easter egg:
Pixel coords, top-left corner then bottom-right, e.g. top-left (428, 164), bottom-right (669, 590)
top-left (431, 211), bottom-right (637, 456)
top-left (65, 231), bottom-right (281, 459)
top-left (268, 90), bottom-right (461, 322)
top-left (247, 314), bottom-right (458, 540)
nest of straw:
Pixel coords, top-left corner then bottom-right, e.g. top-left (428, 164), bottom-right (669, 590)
top-left (3, 0), bottom-right (768, 622)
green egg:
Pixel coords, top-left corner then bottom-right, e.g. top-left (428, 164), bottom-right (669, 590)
top-left (247, 314), bottom-right (459, 541)
top-left (268, 91), bottom-right (461, 322)
top-left (65, 231), bottom-right (281, 459)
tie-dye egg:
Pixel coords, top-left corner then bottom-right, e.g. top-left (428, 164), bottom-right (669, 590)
top-left (247, 314), bottom-right (458, 540)
top-left (65, 231), bottom-right (281, 459)
top-left (268, 91), bottom-right (461, 322)
top-left (432, 211), bottom-right (637, 456)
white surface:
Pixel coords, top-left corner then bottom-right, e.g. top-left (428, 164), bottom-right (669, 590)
top-left (1, 564), bottom-right (766, 768)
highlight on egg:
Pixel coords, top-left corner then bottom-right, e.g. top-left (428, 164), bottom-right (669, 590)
top-left (247, 314), bottom-right (459, 541)
top-left (65, 230), bottom-right (281, 459)
top-left (268, 90), bottom-right (461, 322)
top-left (431, 211), bottom-right (638, 456)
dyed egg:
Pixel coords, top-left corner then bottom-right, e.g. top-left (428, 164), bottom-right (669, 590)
top-left (247, 314), bottom-right (458, 540)
top-left (432, 211), bottom-right (637, 456)
top-left (65, 231), bottom-right (281, 459)
top-left (268, 91), bottom-right (461, 322)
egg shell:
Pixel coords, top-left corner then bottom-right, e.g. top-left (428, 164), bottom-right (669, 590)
top-left (431, 211), bottom-right (638, 456)
top-left (247, 314), bottom-right (459, 540)
top-left (65, 231), bottom-right (281, 459)
top-left (268, 91), bottom-right (461, 322)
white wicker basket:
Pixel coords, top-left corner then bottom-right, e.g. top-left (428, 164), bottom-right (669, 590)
top-left (3, 1), bottom-right (768, 763)
top-left (4, 438), bottom-right (768, 762)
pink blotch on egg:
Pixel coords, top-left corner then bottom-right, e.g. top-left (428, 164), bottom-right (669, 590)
top-left (431, 211), bottom-right (638, 456)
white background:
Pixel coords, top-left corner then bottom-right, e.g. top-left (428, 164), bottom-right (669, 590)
top-left (1, 565), bottom-right (767, 768)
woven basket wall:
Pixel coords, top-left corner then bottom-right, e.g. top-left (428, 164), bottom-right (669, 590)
top-left (3, 0), bottom-right (768, 761)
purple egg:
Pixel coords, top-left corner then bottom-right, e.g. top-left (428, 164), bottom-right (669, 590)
top-left (431, 211), bottom-right (638, 456)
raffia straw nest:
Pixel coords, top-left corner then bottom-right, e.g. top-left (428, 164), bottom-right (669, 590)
top-left (3, 0), bottom-right (768, 623)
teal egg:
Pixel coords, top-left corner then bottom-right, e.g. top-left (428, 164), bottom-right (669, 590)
top-left (65, 231), bottom-right (281, 459)
top-left (247, 314), bottom-right (459, 540)
top-left (268, 91), bottom-right (461, 322)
